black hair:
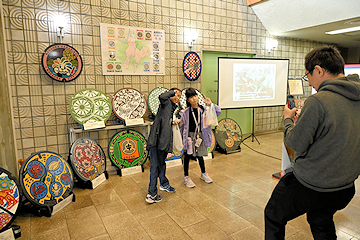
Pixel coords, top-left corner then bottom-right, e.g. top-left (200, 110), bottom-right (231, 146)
top-left (170, 87), bottom-right (181, 92)
top-left (305, 45), bottom-right (345, 76)
top-left (185, 88), bottom-right (203, 110)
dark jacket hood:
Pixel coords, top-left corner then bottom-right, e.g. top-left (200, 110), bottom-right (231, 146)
top-left (318, 74), bottom-right (360, 101)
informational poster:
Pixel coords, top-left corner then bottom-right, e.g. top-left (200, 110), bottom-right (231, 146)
top-left (100, 23), bottom-right (165, 75)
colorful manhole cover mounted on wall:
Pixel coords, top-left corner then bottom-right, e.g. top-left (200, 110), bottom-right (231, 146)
top-left (215, 118), bottom-right (242, 152)
top-left (42, 43), bottom-right (83, 82)
top-left (207, 130), bottom-right (217, 153)
top-left (147, 87), bottom-right (168, 116)
top-left (179, 88), bottom-right (205, 110)
top-left (69, 137), bottom-right (106, 182)
top-left (112, 88), bottom-right (147, 120)
top-left (0, 168), bottom-right (20, 232)
top-left (69, 88), bottom-right (112, 125)
top-left (19, 151), bottom-right (74, 207)
top-left (183, 51), bottom-right (202, 81)
top-left (108, 129), bottom-right (148, 169)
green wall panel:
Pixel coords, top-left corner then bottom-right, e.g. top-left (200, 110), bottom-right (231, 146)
top-left (202, 51), bottom-right (255, 135)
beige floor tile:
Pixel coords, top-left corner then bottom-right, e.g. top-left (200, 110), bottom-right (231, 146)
top-left (94, 200), bottom-right (129, 218)
top-left (285, 231), bottom-right (314, 240)
top-left (183, 220), bottom-right (231, 240)
top-left (102, 210), bottom-right (150, 239)
top-left (232, 203), bottom-right (264, 231)
top-left (230, 225), bottom-right (265, 240)
top-left (88, 235), bottom-right (111, 240)
top-left (121, 193), bottom-right (166, 220)
top-left (110, 176), bottom-right (146, 197)
top-left (176, 186), bottom-right (213, 205)
top-left (90, 189), bottom-right (121, 205)
top-left (30, 210), bottom-right (67, 238)
top-left (30, 227), bottom-right (70, 240)
top-left (337, 229), bottom-right (359, 240)
top-left (287, 214), bottom-right (312, 236)
top-left (63, 194), bottom-right (94, 212)
top-left (193, 199), bottom-right (251, 234)
top-left (12, 213), bottom-right (31, 240)
top-left (157, 196), bottom-right (206, 228)
top-left (65, 206), bottom-right (107, 239)
top-left (140, 214), bottom-right (191, 239)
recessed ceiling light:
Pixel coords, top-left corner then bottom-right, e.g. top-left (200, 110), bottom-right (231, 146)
top-left (326, 26), bottom-right (360, 35)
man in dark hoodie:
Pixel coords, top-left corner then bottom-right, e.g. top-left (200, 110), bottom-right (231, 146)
top-left (146, 88), bottom-right (181, 203)
top-left (265, 46), bottom-right (360, 239)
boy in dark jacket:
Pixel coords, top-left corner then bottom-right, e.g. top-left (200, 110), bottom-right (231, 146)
top-left (146, 88), bottom-right (181, 203)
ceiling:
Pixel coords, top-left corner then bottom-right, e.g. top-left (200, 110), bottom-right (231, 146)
top-left (250, 0), bottom-right (360, 48)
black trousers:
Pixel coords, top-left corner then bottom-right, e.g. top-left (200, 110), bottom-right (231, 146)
top-left (265, 172), bottom-right (355, 240)
top-left (183, 153), bottom-right (205, 176)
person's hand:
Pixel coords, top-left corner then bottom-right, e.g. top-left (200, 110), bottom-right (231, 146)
top-left (166, 153), bottom-right (173, 159)
top-left (173, 117), bottom-right (180, 125)
top-left (284, 105), bottom-right (297, 120)
top-left (204, 96), bottom-right (212, 105)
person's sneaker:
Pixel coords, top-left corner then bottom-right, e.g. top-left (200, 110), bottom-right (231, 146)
top-left (145, 194), bottom-right (163, 203)
top-left (159, 184), bottom-right (176, 193)
top-left (200, 172), bottom-right (213, 183)
top-left (184, 176), bottom-right (196, 188)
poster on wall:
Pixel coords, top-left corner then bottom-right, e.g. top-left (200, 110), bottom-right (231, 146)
top-left (100, 23), bottom-right (165, 76)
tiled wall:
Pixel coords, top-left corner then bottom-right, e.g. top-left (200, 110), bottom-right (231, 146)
top-left (2, 0), bottom-right (326, 160)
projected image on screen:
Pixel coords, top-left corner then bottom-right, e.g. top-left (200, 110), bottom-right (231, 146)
top-left (233, 64), bottom-right (275, 101)
top-left (218, 58), bottom-right (289, 109)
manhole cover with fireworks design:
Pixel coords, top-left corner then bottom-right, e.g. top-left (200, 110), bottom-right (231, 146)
top-left (42, 43), bottom-right (83, 82)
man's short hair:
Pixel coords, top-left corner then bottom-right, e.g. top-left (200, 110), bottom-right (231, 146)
top-left (305, 45), bottom-right (345, 76)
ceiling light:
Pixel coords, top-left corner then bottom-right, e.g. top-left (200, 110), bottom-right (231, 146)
top-left (325, 26), bottom-right (360, 35)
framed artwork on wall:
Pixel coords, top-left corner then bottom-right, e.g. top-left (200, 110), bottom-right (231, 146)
top-left (288, 79), bottom-right (304, 95)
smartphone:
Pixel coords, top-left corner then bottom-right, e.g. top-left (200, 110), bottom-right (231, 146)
top-left (287, 95), bottom-right (296, 109)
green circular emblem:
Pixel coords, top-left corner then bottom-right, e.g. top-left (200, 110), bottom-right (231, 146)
top-left (69, 88), bottom-right (112, 125)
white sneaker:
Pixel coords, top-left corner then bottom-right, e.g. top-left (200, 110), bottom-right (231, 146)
top-left (200, 172), bottom-right (213, 183)
top-left (184, 176), bottom-right (196, 188)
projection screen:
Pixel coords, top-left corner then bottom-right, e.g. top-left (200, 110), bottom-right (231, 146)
top-left (218, 58), bottom-right (289, 109)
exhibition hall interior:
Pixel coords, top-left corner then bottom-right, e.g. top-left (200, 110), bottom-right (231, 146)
top-left (1, 0), bottom-right (360, 239)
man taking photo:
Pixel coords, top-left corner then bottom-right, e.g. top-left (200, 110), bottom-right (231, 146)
top-left (265, 45), bottom-right (360, 239)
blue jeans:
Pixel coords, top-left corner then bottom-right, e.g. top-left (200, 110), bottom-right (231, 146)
top-left (147, 147), bottom-right (169, 196)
